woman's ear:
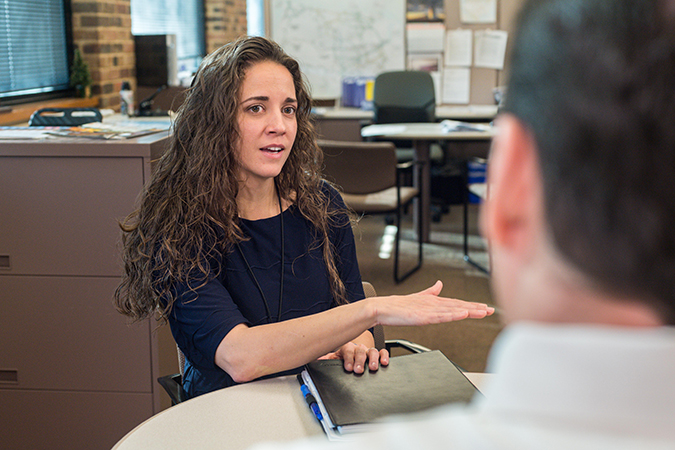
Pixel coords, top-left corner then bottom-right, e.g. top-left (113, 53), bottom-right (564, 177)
top-left (480, 114), bottom-right (544, 260)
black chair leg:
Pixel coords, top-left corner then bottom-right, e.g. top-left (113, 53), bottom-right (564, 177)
top-left (394, 203), bottom-right (423, 283)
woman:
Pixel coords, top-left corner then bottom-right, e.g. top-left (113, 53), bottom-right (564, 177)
top-left (114, 36), bottom-right (493, 399)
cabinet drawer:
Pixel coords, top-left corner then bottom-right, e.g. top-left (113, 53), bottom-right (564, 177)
top-left (0, 156), bottom-right (144, 276)
top-left (0, 276), bottom-right (153, 392)
top-left (0, 389), bottom-right (153, 450)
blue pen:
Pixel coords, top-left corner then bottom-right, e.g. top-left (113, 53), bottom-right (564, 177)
top-left (297, 375), bottom-right (323, 421)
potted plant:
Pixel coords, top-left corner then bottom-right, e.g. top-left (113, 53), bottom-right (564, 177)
top-left (70, 48), bottom-right (92, 98)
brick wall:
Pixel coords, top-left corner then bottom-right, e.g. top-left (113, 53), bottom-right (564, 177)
top-left (205, 0), bottom-right (248, 54)
top-left (71, 0), bottom-right (135, 109)
top-left (69, 1), bottom-right (247, 110)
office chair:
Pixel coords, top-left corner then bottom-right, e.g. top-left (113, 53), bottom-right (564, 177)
top-left (373, 71), bottom-right (458, 222)
top-left (28, 107), bottom-right (102, 126)
top-left (319, 139), bottom-right (423, 283)
top-left (372, 70), bottom-right (436, 163)
top-left (157, 345), bottom-right (187, 406)
top-left (373, 70), bottom-right (436, 125)
top-left (156, 282), bottom-right (427, 406)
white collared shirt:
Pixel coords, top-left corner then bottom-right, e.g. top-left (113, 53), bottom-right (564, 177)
top-left (255, 322), bottom-right (675, 450)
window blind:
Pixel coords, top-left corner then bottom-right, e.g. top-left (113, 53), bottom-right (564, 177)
top-left (0, 0), bottom-right (70, 99)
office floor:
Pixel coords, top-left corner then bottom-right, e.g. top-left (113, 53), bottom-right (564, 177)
top-left (352, 203), bottom-right (503, 373)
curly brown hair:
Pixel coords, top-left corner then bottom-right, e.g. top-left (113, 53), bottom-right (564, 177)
top-left (114, 36), bottom-right (350, 322)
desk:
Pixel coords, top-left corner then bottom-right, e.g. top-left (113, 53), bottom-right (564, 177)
top-left (360, 123), bottom-right (494, 243)
top-left (312, 105), bottom-right (497, 142)
top-left (112, 372), bottom-right (491, 450)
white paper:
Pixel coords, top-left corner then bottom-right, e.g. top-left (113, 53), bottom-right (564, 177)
top-left (360, 124), bottom-right (407, 137)
top-left (440, 119), bottom-right (492, 132)
top-left (406, 23), bottom-right (445, 53)
top-left (0, 128), bottom-right (56, 139)
top-left (460, 0), bottom-right (497, 24)
top-left (442, 67), bottom-right (471, 104)
top-left (474, 30), bottom-right (508, 70)
top-left (444, 29), bottom-right (473, 67)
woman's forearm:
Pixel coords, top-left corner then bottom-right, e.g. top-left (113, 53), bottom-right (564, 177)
top-left (214, 299), bottom-right (377, 383)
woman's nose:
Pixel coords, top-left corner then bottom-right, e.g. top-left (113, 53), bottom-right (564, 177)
top-left (266, 110), bottom-right (286, 134)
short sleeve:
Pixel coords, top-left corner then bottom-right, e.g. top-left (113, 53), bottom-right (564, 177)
top-left (167, 260), bottom-right (249, 372)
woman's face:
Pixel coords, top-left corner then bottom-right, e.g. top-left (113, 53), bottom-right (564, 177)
top-left (234, 60), bottom-right (298, 187)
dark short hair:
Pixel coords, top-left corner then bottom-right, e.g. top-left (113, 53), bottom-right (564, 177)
top-left (502, 0), bottom-right (675, 323)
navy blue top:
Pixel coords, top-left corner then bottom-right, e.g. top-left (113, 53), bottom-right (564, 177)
top-left (167, 183), bottom-right (365, 398)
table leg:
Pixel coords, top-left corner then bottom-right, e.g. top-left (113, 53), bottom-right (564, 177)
top-left (462, 158), bottom-right (490, 274)
top-left (412, 139), bottom-right (431, 243)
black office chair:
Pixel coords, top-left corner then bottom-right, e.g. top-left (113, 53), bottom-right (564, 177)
top-left (372, 70), bottom-right (436, 164)
top-left (28, 107), bottom-right (102, 126)
top-left (156, 282), bottom-right (429, 406)
top-left (373, 70), bottom-right (435, 124)
top-left (157, 346), bottom-right (187, 406)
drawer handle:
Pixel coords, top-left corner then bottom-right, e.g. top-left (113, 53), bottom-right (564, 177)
top-left (0, 369), bottom-right (18, 384)
top-left (0, 254), bottom-right (9, 269)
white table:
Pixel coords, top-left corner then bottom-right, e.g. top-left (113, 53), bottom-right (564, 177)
top-left (112, 372), bottom-right (491, 450)
top-left (361, 123), bottom-right (494, 243)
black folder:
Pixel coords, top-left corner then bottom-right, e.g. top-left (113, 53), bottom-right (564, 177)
top-left (304, 350), bottom-right (481, 431)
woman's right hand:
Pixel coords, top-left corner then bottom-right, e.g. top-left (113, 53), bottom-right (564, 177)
top-left (368, 280), bottom-right (495, 327)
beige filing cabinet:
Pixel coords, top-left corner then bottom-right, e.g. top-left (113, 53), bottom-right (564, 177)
top-left (0, 132), bottom-right (171, 450)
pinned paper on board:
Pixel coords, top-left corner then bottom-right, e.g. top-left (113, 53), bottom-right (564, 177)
top-left (444, 29), bottom-right (473, 67)
top-left (460, 0), bottom-right (497, 24)
top-left (442, 67), bottom-right (471, 104)
top-left (474, 30), bottom-right (508, 70)
top-left (407, 22), bottom-right (446, 53)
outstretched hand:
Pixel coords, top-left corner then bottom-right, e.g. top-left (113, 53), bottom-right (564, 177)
top-left (370, 280), bottom-right (495, 327)
top-left (318, 281), bottom-right (493, 376)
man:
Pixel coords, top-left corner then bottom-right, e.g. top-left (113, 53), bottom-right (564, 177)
top-left (254, 0), bottom-right (675, 448)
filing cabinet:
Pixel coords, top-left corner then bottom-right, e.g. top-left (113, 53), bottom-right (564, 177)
top-left (0, 133), bottom-right (170, 450)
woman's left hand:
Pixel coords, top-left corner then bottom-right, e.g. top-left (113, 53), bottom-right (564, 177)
top-left (319, 342), bottom-right (390, 373)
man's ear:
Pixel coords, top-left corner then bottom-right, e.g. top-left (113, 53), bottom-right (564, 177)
top-left (480, 114), bottom-right (544, 259)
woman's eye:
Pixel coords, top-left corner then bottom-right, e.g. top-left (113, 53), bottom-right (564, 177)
top-left (248, 105), bottom-right (263, 113)
top-left (283, 106), bottom-right (296, 115)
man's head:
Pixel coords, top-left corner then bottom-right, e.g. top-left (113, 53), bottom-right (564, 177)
top-left (483, 0), bottom-right (675, 325)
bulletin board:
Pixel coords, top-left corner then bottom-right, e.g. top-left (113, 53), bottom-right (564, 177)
top-left (438, 0), bottom-right (524, 104)
top-left (267, 0), bottom-right (407, 100)
top-left (407, 0), bottom-right (523, 105)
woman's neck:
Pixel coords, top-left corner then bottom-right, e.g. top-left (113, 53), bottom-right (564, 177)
top-left (236, 179), bottom-right (281, 221)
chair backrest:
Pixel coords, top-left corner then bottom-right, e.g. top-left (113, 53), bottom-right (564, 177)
top-left (28, 107), bottom-right (102, 126)
top-left (319, 140), bottom-right (398, 195)
top-left (373, 71), bottom-right (436, 124)
top-left (177, 345), bottom-right (186, 378)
